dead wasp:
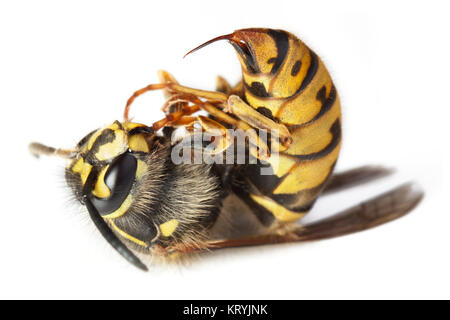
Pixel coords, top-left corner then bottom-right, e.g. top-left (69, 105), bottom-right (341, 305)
top-left (29, 28), bottom-right (423, 271)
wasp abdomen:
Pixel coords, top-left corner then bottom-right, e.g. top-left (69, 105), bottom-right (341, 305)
top-left (229, 28), bottom-right (342, 225)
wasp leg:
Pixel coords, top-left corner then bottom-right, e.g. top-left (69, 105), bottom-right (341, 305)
top-left (169, 115), bottom-right (197, 127)
top-left (149, 97), bottom-right (267, 158)
top-left (201, 102), bottom-right (270, 160)
top-left (150, 104), bottom-right (201, 131)
top-left (29, 142), bottom-right (76, 159)
top-left (171, 115), bottom-right (234, 155)
top-left (124, 82), bottom-right (227, 121)
top-left (124, 83), bottom-right (168, 121)
top-left (161, 93), bottom-right (201, 113)
top-left (202, 183), bottom-right (423, 250)
top-left (215, 77), bottom-right (244, 97)
top-left (157, 70), bottom-right (179, 94)
top-left (226, 95), bottom-right (292, 148)
top-left (231, 80), bottom-right (243, 96)
top-left (160, 93), bottom-right (270, 159)
top-left (125, 75), bottom-right (283, 150)
top-left (323, 165), bottom-right (394, 195)
top-left (125, 82), bottom-right (228, 117)
top-left (159, 70), bottom-right (230, 102)
top-left (197, 115), bottom-right (234, 154)
top-left (216, 76), bottom-right (232, 94)
top-left (164, 83), bottom-right (228, 102)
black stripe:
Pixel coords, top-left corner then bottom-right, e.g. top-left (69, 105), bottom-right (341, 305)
top-left (231, 181), bottom-right (276, 227)
top-left (267, 29), bottom-right (290, 75)
top-left (289, 200), bottom-right (317, 213)
top-left (237, 118), bottom-right (340, 199)
top-left (256, 106), bottom-right (275, 121)
top-left (245, 81), bottom-right (270, 97)
top-left (114, 213), bottom-right (158, 245)
top-left (310, 84), bottom-right (337, 123)
top-left (85, 129), bottom-right (116, 164)
top-left (240, 161), bottom-right (282, 197)
top-left (285, 118), bottom-right (341, 161)
top-left (287, 84), bottom-right (337, 129)
top-left (271, 161), bottom-right (336, 207)
top-left (271, 188), bottom-right (321, 208)
top-left (231, 42), bottom-right (260, 74)
top-left (291, 60), bottom-right (302, 76)
top-left (76, 129), bottom-right (97, 149)
top-left (294, 49), bottom-right (319, 94)
top-left (128, 126), bottom-right (154, 136)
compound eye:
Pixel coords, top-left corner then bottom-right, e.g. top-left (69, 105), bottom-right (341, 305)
top-left (90, 152), bottom-right (137, 216)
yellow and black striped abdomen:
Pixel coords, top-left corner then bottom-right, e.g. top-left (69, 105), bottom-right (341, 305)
top-left (231, 28), bottom-right (341, 225)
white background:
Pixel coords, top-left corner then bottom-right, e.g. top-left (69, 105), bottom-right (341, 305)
top-left (0, 0), bottom-right (448, 299)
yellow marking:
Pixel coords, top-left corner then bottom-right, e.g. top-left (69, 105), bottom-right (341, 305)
top-left (87, 129), bottom-right (104, 150)
top-left (160, 219), bottom-right (179, 237)
top-left (95, 129), bottom-right (127, 161)
top-left (242, 71), bottom-right (273, 95)
top-left (103, 194), bottom-right (133, 219)
top-left (244, 91), bottom-right (284, 115)
top-left (265, 153), bottom-right (297, 178)
top-left (250, 194), bottom-right (305, 222)
top-left (123, 122), bottom-right (145, 130)
top-left (110, 220), bottom-right (146, 247)
top-left (109, 121), bottom-right (120, 131)
top-left (268, 37), bottom-right (310, 98)
top-left (128, 134), bottom-right (149, 153)
top-left (227, 95), bottom-right (292, 143)
top-left (87, 122), bottom-right (120, 150)
top-left (236, 30), bottom-right (278, 74)
top-left (243, 61), bottom-right (332, 126)
top-left (276, 61), bottom-right (333, 125)
top-left (71, 157), bottom-right (92, 185)
top-left (136, 160), bottom-right (147, 180)
top-left (286, 98), bottom-right (341, 156)
top-left (274, 139), bottom-right (341, 194)
top-left (92, 165), bottom-right (110, 198)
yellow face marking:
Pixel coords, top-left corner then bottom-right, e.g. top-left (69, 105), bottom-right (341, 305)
top-left (87, 130), bottom-right (103, 151)
top-left (92, 165), bottom-right (111, 198)
top-left (71, 157), bottom-right (92, 185)
top-left (110, 220), bottom-right (146, 247)
top-left (85, 122), bottom-right (128, 161)
top-left (160, 219), bottom-right (179, 237)
top-left (102, 194), bottom-right (133, 219)
top-left (136, 160), bottom-right (147, 180)
top-left (250, 194), bottom-right (305, 222)
top-left (128, 134), bottom-right (149, 153)
top-left (87, 122), bottom-right (120, 150)
top-left (95, 129), bottom-right (127, 161)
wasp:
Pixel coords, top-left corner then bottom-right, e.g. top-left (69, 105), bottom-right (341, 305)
top-left (29, 28), bottom-right (423, 271)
